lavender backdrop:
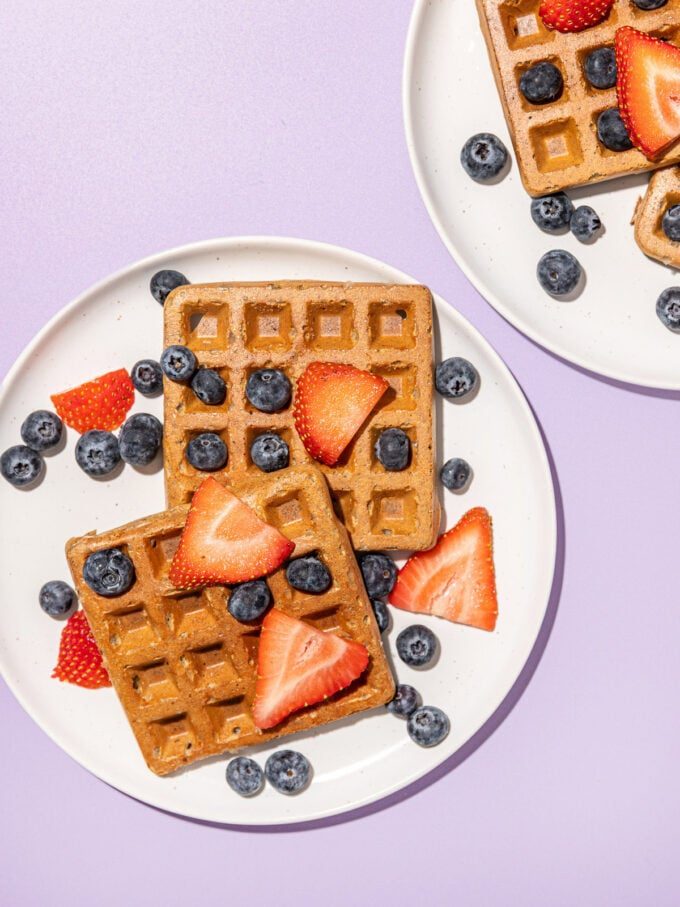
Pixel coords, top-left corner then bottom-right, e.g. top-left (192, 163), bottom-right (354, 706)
top-left (1, 2), bottom-right (678, 905)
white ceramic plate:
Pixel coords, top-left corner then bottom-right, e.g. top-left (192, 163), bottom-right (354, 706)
top-left (404, 0), bottom-right (680, 390)
top-left (0, 237), bottom-right (556, 825)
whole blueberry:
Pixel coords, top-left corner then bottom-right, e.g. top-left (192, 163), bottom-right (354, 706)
top-left (250, 432), bottom-right (289, 473)
top-left (359, 553), bottom-right (397, 598)
top-left (396, 624), bottom-right (438, 668)
top-left (124, 413), bottom-right (163, 445)
top-left (386, 684), bottom-right (420, 718)
top-left (519, 61), bottom-right (563, 104)
top-left (75, 430), bottom-right (121, 477)
top-left (83, 548), bottom-right (136, 597)
top-left (150, 269), bottom-right (189, 305)
top-left (440, 457), bottom-right (472, 492)
top-left (662, 205), bottom-right (680, 242)
top-left (286, 556), bottom-right (331, 594)
top-left (530, 193), bottom-right (574, 233)
top-left (537, 250), bottom-right (582, 297)
top-left (119, 415), bottom-right (162, 467)
top-left (633, 0), bottom-right (667, 8)
top-left (407, 706), bottom-right (450, 747)
top-left (265, 750), bottom-right (311, 795)
top-left (226, 756), bottom-right (264, 797)
top-left (375, 428), bottom-right (410, 471)
top-left (245, 369), bottom-right (291, 413)
top-left (228, 580), bottom-right (271, 622)
top-left (130, 359), bottom-right (163, 396)
top-left (186, 432), bottom-right (228, 471)
top-left (371, 598), bottom-right (390, 634)
top-left (597, 108), bottom-right (633, 152)
top-left (0, 445), bottom-right (44, 487)
top-left (435, 357), bottom-right (479, 400)
top-left (656, 287), bottom-right (680, 333)
top-left (160, 345), bottom-right (197, 383)
top-left (191, 368), bottom-right (227, 406)
top-left (20, 410), bottom-right (63, 452)
top-left (39, 580), bottom-right (76, 618)
top-left (583, 47), bottom-right (617, 90)
top-left (570, 205), bottom-right (602, 243)
top-left (460, 133), bottom-right (508, 182)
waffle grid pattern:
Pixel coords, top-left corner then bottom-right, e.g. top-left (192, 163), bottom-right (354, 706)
top-left (634, 166), bottom-right (680, 267)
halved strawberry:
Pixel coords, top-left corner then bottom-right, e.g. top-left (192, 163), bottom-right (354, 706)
top-left (389, 507), bottom-right (498, 632)
top-left (293, 362), bottom-right (388, 466)
top-left (539, 0), bottom-right (613, 33)
top-left (169, 477), bottom-right (295, 589)
top-left (253, 609), bottom-right (369, 729)
top-left (51, 368), bottom-right (135, 433)
top-left (52, 610), bottom-right (111, 689)
top-left (616, 26), bottom-right (680, 159)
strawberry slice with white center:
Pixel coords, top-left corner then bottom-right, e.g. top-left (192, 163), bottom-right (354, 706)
top-left (253, 609), bottom-right (369, 729)
top-left (169, 477), bottom-right (295, 589)
top-left (616, 26), bottom-right (680, 159)
top-left (389, 507), bottom-right (498, 632)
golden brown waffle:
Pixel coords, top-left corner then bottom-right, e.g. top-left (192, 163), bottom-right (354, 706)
top-left (476, 1), bottom-right (680, 196)
top-left (633, 166), bottom-right (680, 267)
top-left (65, 466), bottom-right (395, 776)
top-left (163, 281), bottom-right (438, 552)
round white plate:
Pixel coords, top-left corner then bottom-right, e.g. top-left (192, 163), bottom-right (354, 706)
top-left (404, 0), bottom-right (680, 390)
top-left (0, 237), bottom-right (556, 825)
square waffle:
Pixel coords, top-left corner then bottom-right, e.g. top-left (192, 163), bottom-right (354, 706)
top-left (476, 0), bottom-right (680, 196)
top-left (162, 281), bottom-right (439, 552)
top-left (65, 465), bottom-right (395, 776)
top-left (633, 166), bottom-right (680, 267)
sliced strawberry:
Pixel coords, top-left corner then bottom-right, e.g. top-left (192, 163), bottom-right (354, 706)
top-left (389, 507), bottom-right (498, 632)
top-left (51, 368), bottom-right (135, 433)
top-left (253, 609), bottom-right (369, 729)
top-left (616, 26), bottom-right (680, 159)
top-left (52, 610), bottom-right (111, 689)
top-left (169, 477), bottom-right (295, 589)
top-left (293, 362), bottom-right (388, 466)
top-left (539, 0), bottom-right (613, 33)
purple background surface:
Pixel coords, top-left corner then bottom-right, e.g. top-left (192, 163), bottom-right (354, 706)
top-left (1, 2), bottom-right (678, 904)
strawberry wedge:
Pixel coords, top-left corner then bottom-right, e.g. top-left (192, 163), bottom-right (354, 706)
top-left (253, 609), bottom-right (369, 729)
top-left (389, 507), bottom-right (498, 632)
top-left (539, 0), bottom-right (613, 34)
top-left (51, 368), bottom-right (135, 433)
top-left (169, 478), bottom-right (295, 589)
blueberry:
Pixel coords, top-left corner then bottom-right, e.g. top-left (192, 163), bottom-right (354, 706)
top-left (597, 108), bottom-right (633, 152)
top-left (359, 553), bottom-right (397, 598)
top-left (537, 250), bottom-right (582, 297)
top-left (228, 580), bottom-right (271, 622)
top-left (124, 413), bottom-right (163, 445)
top-left (119, 415), bottom-right (162, 466)
top-left (440, 457), bottom-right (471, 492)
top-left (186, 432), bottom-right (227, 471)
top-left (286, 555), bottom-right (331, 594)
top-left (530, 193), bottom-right (574, 233)
top-left (130, 359), bottom-right (163, 396)
top-left (191, 368), bottom-right (226, 406)
top-left (39, 580), bottom-right (76, 618)
top-left (265, 750), bottom-right (311, 795)
top-left (245, 369), bottom-right (291, 413)
top-left (226, 756), bottom-right (264, 797)
top-left (396, 624), bottom-right (437, 668)
top-left (20, 410), bottom-right (63, 452)
top-left (519, 61), bottom-right (563, 105)
top-left (150, 269), bottom-right (189, 305)
top-left (250, 432), bottom-right (289, 473)
top-left (570, 205), bottom-right (602, 243)
top-left (0, 445), bottom-right (44, 487)
top-left (371, 598), bottom-right (390, 634)
top-left (83, 548), bottom-right (135, 597)
top-left (583, 47), bottom-right (617, 90)
top-left (407, 706), bottom-right (450, 747)
top-left (160, 345), bottom-right (197, 383)
top-left (656, 287), bottom-right (680, 333)
top-left (633, 0), bottom-right (667, 9)
top-left (75, 430), bottom-right (121, 477)
top-left (375, 428), bottom-right (410, 471)
top-left (662, 205), bottom-right (680, 242)
top-left (386, 684), bottom-right (420, 718)
top-left (435, 357), bottom-right (479, 400)
top-left (460, 133), bottom-right (508, 182)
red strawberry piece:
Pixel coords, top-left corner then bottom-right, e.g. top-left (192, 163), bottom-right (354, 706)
top-left (52, 610), bottom-right (111, 689)
top-left (169, 477), bottom-right (295, 590)
top-left (252, 609), bottom-right (369, 730)
top-left (293, 362), bottom-right (388, 466)
top-left (539, 0), bottom-right (613, 33)
top-left (51, 368), bottom-right (135, 433)
top-left (616, 26), bottom-right (680, 160)
top-left (389, 507), bottom-right (498, 632)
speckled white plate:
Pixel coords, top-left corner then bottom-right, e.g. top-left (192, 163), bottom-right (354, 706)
top-left (0, 237), bottom-right (556, 825)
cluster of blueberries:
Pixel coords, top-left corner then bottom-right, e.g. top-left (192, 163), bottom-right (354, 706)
top-left (1, 409), bottom-right (64, 488)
